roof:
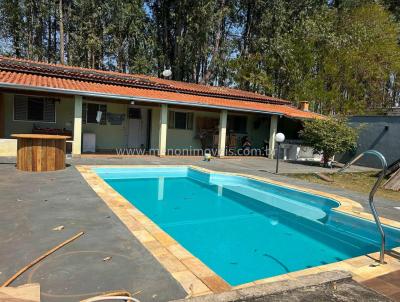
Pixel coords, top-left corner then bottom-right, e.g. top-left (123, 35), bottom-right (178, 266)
top-left (0, 56), bottom-right (322, 119)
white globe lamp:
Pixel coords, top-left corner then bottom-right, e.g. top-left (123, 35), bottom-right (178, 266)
top-left (162, 69), bottom-right (172, 78)
top-left (275, 132), bottom-right (285, 143)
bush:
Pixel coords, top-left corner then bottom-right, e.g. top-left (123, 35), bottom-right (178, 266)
top-left (299, 118), bottom-right (358, 165)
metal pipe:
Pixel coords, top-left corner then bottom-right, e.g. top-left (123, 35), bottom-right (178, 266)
top-left (276, 143), bottom-right (281, 174)
top-left (338, 150), bottom-right (387, 264)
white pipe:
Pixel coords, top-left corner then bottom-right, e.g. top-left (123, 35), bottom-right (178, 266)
top-left (83, 296), bottom-right (141, 302)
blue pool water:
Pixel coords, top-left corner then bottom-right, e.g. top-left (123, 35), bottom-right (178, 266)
top-left (96, 167), bottom-right (400, 286)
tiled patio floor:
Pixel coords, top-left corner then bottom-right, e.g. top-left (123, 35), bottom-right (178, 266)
top-left (362, 269), bottom-right (400, 301)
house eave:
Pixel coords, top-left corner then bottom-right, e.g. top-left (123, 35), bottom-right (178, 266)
top-left (0, 82), bottom-right (285, 117)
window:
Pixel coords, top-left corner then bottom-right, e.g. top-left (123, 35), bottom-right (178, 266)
top-left (174, 112), bottom-right (187, 129)
top-left (168, 111), bottom-right (193, 130)
top-left (128, 108), bottom-right (142, 119)
top-left (82, 103), bottom-right (107, 124)
top-left (228, 115), bottom-right (247, 133)
top-left (14, 95), bottom-right (56, 122)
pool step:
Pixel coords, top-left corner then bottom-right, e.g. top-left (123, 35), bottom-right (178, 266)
top-left (220, 184), bottom-right (328, 221)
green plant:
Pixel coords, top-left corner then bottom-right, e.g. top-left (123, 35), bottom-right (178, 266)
top-left (299, 118), bottom-right (358, 165)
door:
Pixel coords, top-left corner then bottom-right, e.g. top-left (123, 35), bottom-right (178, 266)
top-left (128, 108), bottom-right (149, 149)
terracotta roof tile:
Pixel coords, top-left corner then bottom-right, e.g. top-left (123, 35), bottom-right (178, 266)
top-left (0, 57), bottom-right (323, 119)
top-left (0, 56), bottom-right (290, 105)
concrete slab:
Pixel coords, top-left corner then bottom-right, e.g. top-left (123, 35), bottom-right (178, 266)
top-left (245, 281), bottom-right (392, 302)
top-left (0, 162), bottom-right (187, 302)
top-left (171, 271), bottom-right (391, 302)
top-left (0, 155), bottom-right (399, 302)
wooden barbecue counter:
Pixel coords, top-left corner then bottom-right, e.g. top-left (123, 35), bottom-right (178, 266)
top-left (11, 134), bottom-right (70, 172)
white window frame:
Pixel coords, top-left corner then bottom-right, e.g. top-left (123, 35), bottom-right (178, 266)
top-left (168, 111), bottom-right (194, 130)
top-left (83, 102), bottom-right (107, 125)
top-left (13, 94), bottom-right (57, 123)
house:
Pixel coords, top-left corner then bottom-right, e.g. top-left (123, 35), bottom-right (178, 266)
top-left (0, 56), bottom-right (321, 158)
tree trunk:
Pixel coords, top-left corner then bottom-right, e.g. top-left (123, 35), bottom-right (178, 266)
top-left (53, 7), bottom-right (57, 64)
top-left (200, 0), bottom-right (226, 85)
top-left (242, 0), bottom-right (253, 56)
top-left (65, 0), bottom-right (71, 64)
top-left (47, 1), bottom-right (52, 63)
top-left (59, 0), bottom-right (65, 64)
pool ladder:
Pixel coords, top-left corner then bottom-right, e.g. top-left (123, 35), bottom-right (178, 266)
top-left (338, 150), bottom-right (387, 264)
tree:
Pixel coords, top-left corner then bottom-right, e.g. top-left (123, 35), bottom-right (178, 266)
top-left (59, 0), bottom-right (64, 64)
top-left (318, 3), bottom-right (400, 114)
top-left (299, 118), bottom-right (358, 165)
top-left (102, 0), bottom-right (155, 73)
top-left (228, 1), bottom-right (400, 114)
top-left (1, 0), bottom-right (400, 115)
top-left (229, 0), bottom-right (328, 98)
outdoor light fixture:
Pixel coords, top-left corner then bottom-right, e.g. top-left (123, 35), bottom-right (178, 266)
top-left (275, 132), bottom-right (285, 174)
top-left (162, 69), bottom-right (172, 77)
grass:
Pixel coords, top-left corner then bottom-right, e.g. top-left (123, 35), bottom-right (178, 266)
top-left (285, 171), bottom-right (400, 202)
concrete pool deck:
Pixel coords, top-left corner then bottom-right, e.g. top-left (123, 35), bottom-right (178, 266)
top-left (0, 156), bottom-right (400, 301)
top-left (0, 159), bottom-right (187, 302)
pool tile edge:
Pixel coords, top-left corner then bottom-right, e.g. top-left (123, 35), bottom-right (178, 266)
top-left (76, 165), bottom-right (229, 297)
top-left (76, 164), bottom-right (400, 296)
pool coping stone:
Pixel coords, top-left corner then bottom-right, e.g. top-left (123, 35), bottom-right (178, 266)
top-left (76, 165), bottom-right (400, 298)
top-left (169, 270), bottom-right (352, 302)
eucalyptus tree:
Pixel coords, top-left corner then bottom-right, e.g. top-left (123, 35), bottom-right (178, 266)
top-left (229, 0), bottom-right (400, 114)
top-left (1, 0), bottom-right (400, 115)
top-left (146, 0), bottom-right (237, 83)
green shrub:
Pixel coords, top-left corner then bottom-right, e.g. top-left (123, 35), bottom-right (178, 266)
top-left (299, 118), bottom-right (358, 165)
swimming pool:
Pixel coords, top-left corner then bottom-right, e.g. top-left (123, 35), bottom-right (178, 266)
top-left (95, 166), bottom-right (400, 286)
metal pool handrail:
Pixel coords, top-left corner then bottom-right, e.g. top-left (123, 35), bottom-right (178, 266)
top-left (338, 150), bottom-right (387, 264)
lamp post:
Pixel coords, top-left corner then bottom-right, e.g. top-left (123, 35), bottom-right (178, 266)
top-left (275, 132), bottom-right (285, 174)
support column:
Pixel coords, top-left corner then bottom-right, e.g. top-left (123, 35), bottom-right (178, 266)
top-left (218, 110), bottom-right (228, 157)
top-left (158, 104), bottom-right (168, 157)
top-left (0, 94), bottom-right (4, 138)
top-left (72, 95), bottom-right (82, 156)
top-left (268, 115), bottom-right (278, 159)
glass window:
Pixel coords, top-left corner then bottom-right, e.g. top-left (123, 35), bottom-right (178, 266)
top-left (128, 108), bottom-right (142, 119)
top-left (27, 99), bottom-right (44, 121)
top-left (168, 111), bottom-right (193, 130)
top-left (14, 95), bottom-right (56, 122)
top-left (174, 112), bottom-right (187, 129)
top-left (228, 115), bottom-right (247, 133)
top-left (86, 103), bottom-right (98, 123)
top-left (83, 103), bottom-right (107, 124)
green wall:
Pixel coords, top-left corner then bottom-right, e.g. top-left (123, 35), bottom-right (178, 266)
top-left (3, 93), bottom-right (129, 150)
top-left (245, 114), bottom-right (271, 149)
top-left (3, 92), bottom-right (272, 152)
top-left (167, 110), bottom-right (219, 150)
top-left (3, 93), bottom-right (74, 137)
top-left (82, 101), bottom-right (128, 149)
top-left (148, 107), bottom-right (270, 151)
